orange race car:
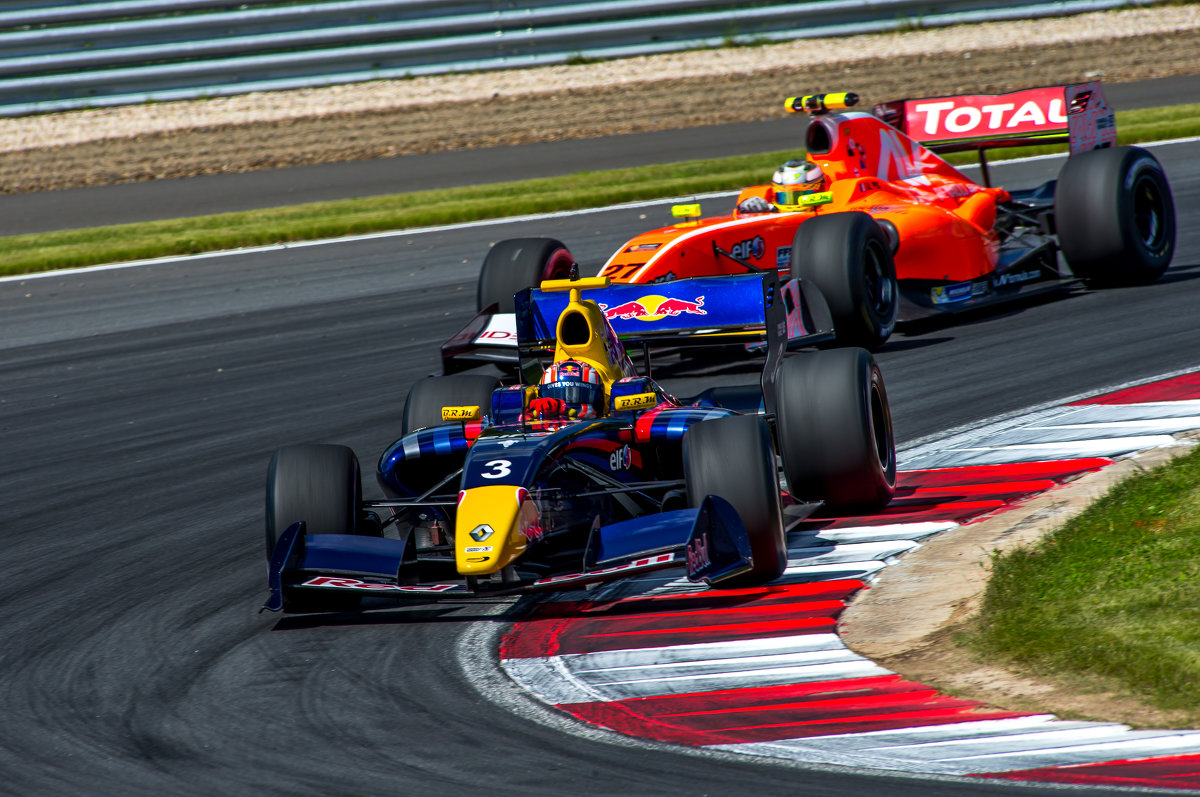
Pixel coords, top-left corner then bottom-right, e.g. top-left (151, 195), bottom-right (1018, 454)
top-left (458, 83), bottom-right (1175, 363)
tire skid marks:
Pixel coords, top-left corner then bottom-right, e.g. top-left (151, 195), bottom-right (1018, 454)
top-left (498, 373), bottom-right (1200, 787)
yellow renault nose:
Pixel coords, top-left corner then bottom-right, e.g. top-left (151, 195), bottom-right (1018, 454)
top-left (454, 485), bottom-right (541, 575)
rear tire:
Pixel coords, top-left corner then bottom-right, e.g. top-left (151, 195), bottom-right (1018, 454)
top-left (401, 374), bottom-right (501, 435)
top-left (1055, 146), bottom-right (1175, 286)
top-left (790, 212), bottom-right (897, 349)
top-left (774, 348), bottom-right (895, 510)
top-left (684, 415), bottom-right (787, 586)
top-left (477, 238), bottom-right (575, 313)
top-left (265, 444), bottom-right (363, 612)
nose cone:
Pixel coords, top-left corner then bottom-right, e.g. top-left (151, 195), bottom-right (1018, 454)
top-left (455, 486), bottom-right (540, 575)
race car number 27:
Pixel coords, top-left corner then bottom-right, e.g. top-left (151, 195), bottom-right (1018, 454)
top-left (480, 460), bottom-right (512, 479)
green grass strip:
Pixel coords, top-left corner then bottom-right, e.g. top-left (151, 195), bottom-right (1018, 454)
top-left (2, 103), bottom-right (1196, 276)
top-left (969, 445), bottom-right (1200, 723)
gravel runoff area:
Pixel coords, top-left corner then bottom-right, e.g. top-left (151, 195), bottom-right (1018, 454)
top-left (2, 5), bottom-right (1200, 193)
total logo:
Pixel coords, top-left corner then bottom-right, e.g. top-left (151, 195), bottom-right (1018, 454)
top-left (600, 295), bottom-right (706, 321)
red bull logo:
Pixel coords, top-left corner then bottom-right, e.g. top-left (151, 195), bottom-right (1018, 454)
top-left (599, 295), bottom-right (706, 322)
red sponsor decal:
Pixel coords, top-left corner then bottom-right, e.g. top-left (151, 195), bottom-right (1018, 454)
top-left (600, 296), bottom-right (707, 321)
top-left (302, 576), bottom-right (460, 593)
top-left (655, 296), bottom-right (706, 316)
top-left (686, 535), bottom-right (711, 574)
top-left (602, 300), bottom-right (650, 319)
top-left (907, 87), bottom-right (1068, 142)
top-left (516, 487), bottom-right (545, 543)
top-left (533, 553), bottom-right (676, 586)
top-left (476, 330), bottom-right (517, 341)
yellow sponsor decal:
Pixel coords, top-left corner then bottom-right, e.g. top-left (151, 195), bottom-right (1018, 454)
top-left (442, 405), bottom-right (481, 421)
top-left (799, 191), bottom-right (834, 207)
top-left (614, 392), bottom-right (658, 411)
top-left (671, 203), bottom-right (701, 218)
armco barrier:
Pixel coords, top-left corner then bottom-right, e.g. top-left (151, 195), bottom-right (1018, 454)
top-left (0, 0), bottom-right (1151, 116)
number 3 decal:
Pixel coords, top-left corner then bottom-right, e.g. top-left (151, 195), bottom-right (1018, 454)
top-left (480, 460), bottom-right (512, 479)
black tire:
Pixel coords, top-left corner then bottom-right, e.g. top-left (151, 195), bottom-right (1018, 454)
top-left (401, 374), bottom-right (501, 435)
top-left (266, 444), bottom-right (362, 557)
top-left (476, 237), bottom-right (575, 313)
top-left (684, 414), bottom-right (787, 586)
top-left (1055, 146), bottom-right (1175, 286)
top-left (774, 348), bottom-right (895, 510)
top-left (265, 444), bottom-right (363, 612)
top-left (790, 212), bottom-right (897, 349)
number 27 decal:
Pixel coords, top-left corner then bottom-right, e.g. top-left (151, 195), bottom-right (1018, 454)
top-left (480, 460), bottom-right (512, 479)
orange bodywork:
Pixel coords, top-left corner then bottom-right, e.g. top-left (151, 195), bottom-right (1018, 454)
top-left (598, 110), bottom-right (1010, 285)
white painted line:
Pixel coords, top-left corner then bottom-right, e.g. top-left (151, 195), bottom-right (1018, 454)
top-left (794, 522), bottom-right (958, 545)
top-left (560, 632), bottom-right (848, 668)
top-left (900, 366), bottom-right (1200, 457)
top-left (786, 539), bottom-right (918, 562)
top-left (0, 190), bottom-right (740, 284)
top-left (779, 561), bottom-right (889, 581)
top-left (711, 718), bottom-right (1200, 776)
top-left (567, 659), bottom-right (890, 700)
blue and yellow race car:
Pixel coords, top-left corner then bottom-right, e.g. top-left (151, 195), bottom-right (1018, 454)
top-left (263, 274), bottom-right (895, 613)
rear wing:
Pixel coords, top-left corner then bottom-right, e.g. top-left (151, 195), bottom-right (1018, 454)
top-left (873, 82), bottom-right (1115, 183)
top-left (441, 273), bottom-right (834, 375)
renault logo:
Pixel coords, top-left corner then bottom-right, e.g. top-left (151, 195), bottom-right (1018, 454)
top-left (469, 524), bottom-right (495, 542)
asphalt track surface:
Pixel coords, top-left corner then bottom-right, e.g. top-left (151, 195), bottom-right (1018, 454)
top-left (3, 74), bottom-right (1200, 236)
top-left (1, 151), bottom-right (1199, 792)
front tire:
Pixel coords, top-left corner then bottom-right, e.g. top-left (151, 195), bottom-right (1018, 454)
top-left (265, 443), bottom-right (364, 612)
top-left (684, 414), bottom-right (787, 586)
top-left (476, 238), bottom-right (575, 313)
top-left (1055, 146), bottom-right (1175, 286)
top-left (401, 374), bottom-right (500, 435)
top-left (790, 212), bottom-right (897, 349)
top-left (774, 348), bottom-right (895, 510)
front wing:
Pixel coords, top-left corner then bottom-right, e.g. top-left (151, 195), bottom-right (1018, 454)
top-left (263, 496), bottom-right (753, 612)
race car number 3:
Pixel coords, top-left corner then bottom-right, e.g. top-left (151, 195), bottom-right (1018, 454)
top-left (480, 460), bottom-right (512, 479)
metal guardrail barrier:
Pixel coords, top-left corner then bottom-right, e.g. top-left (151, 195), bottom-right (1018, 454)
top-left (0, 0), bottom-right (1152, 117)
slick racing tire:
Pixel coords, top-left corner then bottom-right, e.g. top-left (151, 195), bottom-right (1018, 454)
top-left (1055, 146), bottom-right (1175, 286)
top-left (775, 348), bottom-right (895, 510)
top-left (402, 373), bottom-right (501, 435)
top-left (684, 414), bottom-right (787, 586)
top-left (476, 237), bottom-right (576, 313)
top-left (265, 444), bottom-right (364, 612)
top-left (790, 212), bottom-right (897, 349)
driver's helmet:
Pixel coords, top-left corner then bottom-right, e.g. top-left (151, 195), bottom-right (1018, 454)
top-left (540, 360), bottom-right (603, 419)
top-left (771, 159), bottom-right (827, 209)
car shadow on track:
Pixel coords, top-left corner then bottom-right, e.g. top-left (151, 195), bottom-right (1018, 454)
top-left (896, 287), bottom-right (1076, 339)
top-left (269, 598), bottom-right (525, 630)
